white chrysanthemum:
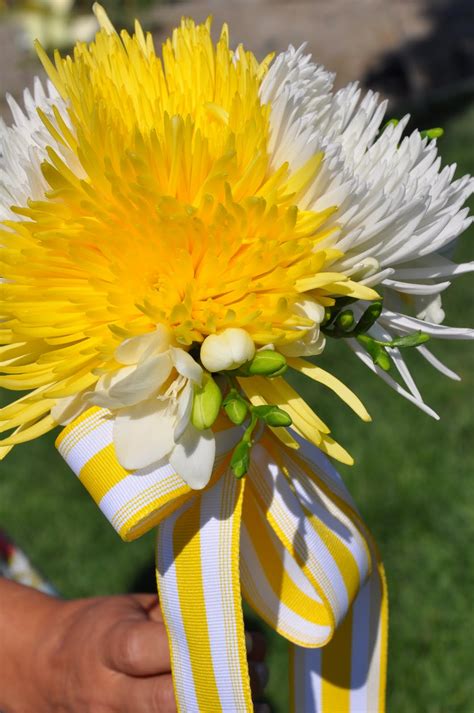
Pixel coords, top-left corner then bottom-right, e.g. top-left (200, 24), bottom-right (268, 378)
top-left (2, 16), bottom-right (380, 473)
top-left (0, 78), bottom-right (83, 221)
top-left (1, 20), bottom-right (472, 477)
top-left (261, 45), bottom-right (474, 415)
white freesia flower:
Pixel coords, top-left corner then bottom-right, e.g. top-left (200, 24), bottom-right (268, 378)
top-left (280, 299), bottom-right (326, 357)
top-left (53, 326), bottom-right (214, 489)
top-left (201, 328), bottom-right (255, 372)
top-left (261, 46), bottom-right (474, 414)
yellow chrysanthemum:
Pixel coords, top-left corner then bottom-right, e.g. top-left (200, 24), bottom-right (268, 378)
top-left (0, 8), bottom-right (375, 466)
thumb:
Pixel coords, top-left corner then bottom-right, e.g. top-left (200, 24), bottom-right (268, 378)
top-left (105, 617), bottom-right (171, 677)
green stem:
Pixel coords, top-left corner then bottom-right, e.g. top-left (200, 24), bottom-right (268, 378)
top-left (243, 411), bottom-right (258, 444)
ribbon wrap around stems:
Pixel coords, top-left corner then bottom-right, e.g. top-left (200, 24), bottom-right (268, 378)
top-left (56, 406), bottom-right (387, 712)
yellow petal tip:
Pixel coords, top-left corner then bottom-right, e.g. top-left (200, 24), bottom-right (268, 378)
top-left (93, 3), bottom-right (116, 34)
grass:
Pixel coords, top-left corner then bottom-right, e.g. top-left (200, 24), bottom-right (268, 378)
top-left (1, 101), bottom-right (474, 712)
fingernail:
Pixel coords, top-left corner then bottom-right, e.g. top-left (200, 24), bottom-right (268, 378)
top-left (245, 631), bottom-right (253, 654)
top-left (253, 661), bottom-right (269, 689)
top-left (254, 704), bottom-right (271, 713)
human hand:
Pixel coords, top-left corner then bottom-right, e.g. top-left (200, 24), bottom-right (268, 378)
top-left (0, 581), bottom-right (269, 712)
top-left (1, 588), bottom-right (176, 713)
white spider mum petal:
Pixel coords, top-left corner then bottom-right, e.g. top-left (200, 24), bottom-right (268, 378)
top-left (262, 47), bottom-right (474, 407)
top-left (0, 78), bottom-right (83, 221)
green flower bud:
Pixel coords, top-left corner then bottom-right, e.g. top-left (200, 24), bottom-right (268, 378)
top-left (322, 307), bottom-right (333, 326)
top-left (383, 331), bottom-right (430, 348)
top-left (321, 297), bottom-right (358, 333)
top-left (231, 440), bottom-right (251, 479)
top-left (252, 405), bottom-right (276, 418)
top-left (357, 334), bottom-right (391, 372)
top-left (224, 397), bottom-right (248, 425)
top-left (264, 408), bottom-right (292, 427)
top-left (269, 364), bottom-right (288, 378)
top-left (252, 404), bottom-right (292, 427)
top-left (335, 310), bottom-right (355, 332)
top-left (420, 127), bottom-right (444, 141)
top-left (374, 350), bottom-right (391, 371)
top-left (247, 350), bottom-right (287, 376)
top-left (384, 118), bottom-right (399, 130)
top-left (191, 373), bottom-right (222, 430)
top-left (354, 301), bottom-right (383, 335)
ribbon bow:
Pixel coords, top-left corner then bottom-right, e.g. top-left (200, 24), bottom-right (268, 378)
top-left (56, 406), bottom-right (387, 712)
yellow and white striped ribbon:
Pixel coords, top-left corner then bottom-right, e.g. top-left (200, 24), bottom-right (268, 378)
top-left (156, 471), bottom-right (252, 712)
top-left (56, 406), bottom-right (387, 713)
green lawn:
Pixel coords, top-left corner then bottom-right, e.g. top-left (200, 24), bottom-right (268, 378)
top-left (1, 102), bottom-right (473, 713)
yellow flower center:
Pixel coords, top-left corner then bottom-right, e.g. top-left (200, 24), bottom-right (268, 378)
top-left (0, 15), bottom-right (375, 451)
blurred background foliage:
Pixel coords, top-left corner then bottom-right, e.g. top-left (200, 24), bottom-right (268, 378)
top-left (0, 1), bottom-right (473, 712)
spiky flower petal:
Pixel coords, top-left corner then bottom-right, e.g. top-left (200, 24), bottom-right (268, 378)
top-left (1, 10), bottom-right (471, 478)
top-left (0, 12), bottom-right (371, 472)
top-left (261, 45), bottom-right (474, 412)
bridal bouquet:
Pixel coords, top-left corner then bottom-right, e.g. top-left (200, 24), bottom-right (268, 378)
top-left (1, 6), bottom-right (472, 711)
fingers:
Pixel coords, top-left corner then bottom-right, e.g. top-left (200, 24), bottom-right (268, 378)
top-left (147, 598), bottom-right (164, 623)
top-left (128, 593), bottom-right (160, 616)
top-left (106, 619), bottom-right (171, 676)
top-left (120, 674), bottom-right (177, 713)
top-left (119, 672), bottom-right (269, 713)
top-left (116, 666), bottom-right (268, 713)
top-left (126, 593), bottom-right (163, 623)
top-left (105, 613), bottom-right (267, 705)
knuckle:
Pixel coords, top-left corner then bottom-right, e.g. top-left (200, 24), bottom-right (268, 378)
top-left (151, 676), bottom-right (177, 713)
top-left (115, 627), bottom-right (141, 670)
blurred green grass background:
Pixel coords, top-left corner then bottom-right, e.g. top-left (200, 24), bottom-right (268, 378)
top-left (1, 103), bottom-right (473, 712)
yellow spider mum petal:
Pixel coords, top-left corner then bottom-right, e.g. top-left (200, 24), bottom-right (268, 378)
top-left (0, 10), bottom-right (370, 457)
top-left (286, 357), bottom-right (371, 422)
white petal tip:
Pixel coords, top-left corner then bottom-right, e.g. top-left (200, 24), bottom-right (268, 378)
top-left (170, 426), bottom-right (216, 491)
top-left (184, 475), bottom-right (211, 491)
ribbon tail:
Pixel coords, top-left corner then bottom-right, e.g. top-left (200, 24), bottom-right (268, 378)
top-left (290, 563), bottom-right (388, 713)
top-left (241, 433), bottom-right (388, 713)
top-left (156, 468), bottom-right (252, 713)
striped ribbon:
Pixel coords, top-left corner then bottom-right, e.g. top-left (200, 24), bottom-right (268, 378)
top-left (56, 406), bottom-right (387, 712)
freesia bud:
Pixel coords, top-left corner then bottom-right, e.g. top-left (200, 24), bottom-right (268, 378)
top-left (200, 328), bottom-right (255, 372)
top-left (335, 310), bottom-right (355, 332)
top-left (252, 404), bottom-right (292, 427)
top-left (231, 440), bottom-right (251, 479)
top-left (354, 301), bottom-right (383, 335)
top-left (191, 373), bottom-right (223, 430)
top-left (357, 335), bottom-right (391, 371)
top-left (420, 127), bottom-right (444, 140)
top-left (224, 397), bottom-right (248, 425)
top-left (247, 350), bottom-right (287, 376)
